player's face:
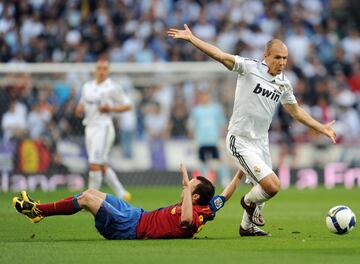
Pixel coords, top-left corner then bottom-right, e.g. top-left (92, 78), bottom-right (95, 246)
top-left (95, 60), bottom-right (109, 83)
top-left (189, 179), bottom-right (201, 193)
top-left (180, 179), bottom-right (201, 200)
top-left (264, 44), bottom-right (288, 76)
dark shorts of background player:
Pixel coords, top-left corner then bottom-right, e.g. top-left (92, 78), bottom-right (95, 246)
top-left (198, 146), bottom-right (219, 162)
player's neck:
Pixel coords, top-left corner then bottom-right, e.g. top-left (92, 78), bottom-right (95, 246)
top-left (268, 70), bottom-right (277, 76)
top-left (96, 78), bottom-right (107, 84)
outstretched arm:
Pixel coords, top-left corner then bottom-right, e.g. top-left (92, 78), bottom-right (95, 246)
top-left (220, 169), bottom-right (244, 201)
top-left (179, 164), bottom-right (193, 227)
top-left (283, 103), bottom-right (337, 144)
top-left (99, 104), bottom-right (132, 113)
top-left (167, 24), bottom-right (235, 70)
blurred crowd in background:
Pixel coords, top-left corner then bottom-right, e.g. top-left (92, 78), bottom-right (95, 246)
top-left (0, 0), bottom-right (359, 172)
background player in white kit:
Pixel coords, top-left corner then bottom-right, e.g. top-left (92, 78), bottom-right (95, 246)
top-left (168, 25), bottom-right (336, 236)
top-left (75, 59), bottom-right (131, 201)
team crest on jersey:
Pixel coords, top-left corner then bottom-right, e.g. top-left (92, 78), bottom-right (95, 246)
top-left (253, 166), bottom-right (261, 175)
top-left (171, 207), bottom-right (177, 215)
top-left (213, 197), bottom-right (224, 210)
top-left (278, 84), bottom-right (285, 93)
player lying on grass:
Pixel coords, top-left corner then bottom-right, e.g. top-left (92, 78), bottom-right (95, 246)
top-left (13, 164), bottom-right (244, 239)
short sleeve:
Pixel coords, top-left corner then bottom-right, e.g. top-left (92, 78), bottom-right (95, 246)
top-left (231, 55), bottom-right (247, 75)
top-left (112, 84), bottom-right (129, 105)
top-left (280, 82), bottom-right (297, 105)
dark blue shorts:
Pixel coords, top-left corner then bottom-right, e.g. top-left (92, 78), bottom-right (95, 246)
top-left (95, 194), bottom-right (143, 240)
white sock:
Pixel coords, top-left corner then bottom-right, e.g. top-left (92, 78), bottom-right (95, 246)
top-left (241, 211), bottom-right (252, 229)
top-left (258, 202), bottom-right (265, 211)
top-left (104, 167), bottom-right (127, 198)
top-left (89, 170), bottom-right (102, 190)
top-left (244, 184), bottom-right (271, 205)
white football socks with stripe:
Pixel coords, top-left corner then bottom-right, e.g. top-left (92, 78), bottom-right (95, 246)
top-left (241, 211), bottom-right (252, 229)
top-left (244, 184), bottom-right (271, 205)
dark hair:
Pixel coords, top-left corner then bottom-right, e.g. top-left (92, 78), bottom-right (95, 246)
top-left (192, 176), bottom-right (215, 206)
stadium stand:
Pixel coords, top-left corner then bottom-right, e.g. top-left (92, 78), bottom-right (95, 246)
top-left (0, 0), bottom-right (359, 188)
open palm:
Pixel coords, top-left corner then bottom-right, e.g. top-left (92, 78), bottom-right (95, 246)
top-left (167, 24), bottom-right (192, 41)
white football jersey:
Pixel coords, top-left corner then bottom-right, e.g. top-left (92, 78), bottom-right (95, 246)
top-left (79, 78), bottom-right (128, 126)
top-left (228, 55), bottom-right (297, 139)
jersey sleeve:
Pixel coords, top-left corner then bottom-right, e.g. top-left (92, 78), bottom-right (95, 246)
top-left (280, 81), bottom-right (297, 105)
top-left (231, 55), bottom-right (246, 74)
top-left (209, 195), bottom-right (226, 213)
top-left (112, 84), bottom-right (130, 105)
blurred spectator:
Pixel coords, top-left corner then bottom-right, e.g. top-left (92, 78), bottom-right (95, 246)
top-left (348, 58), bottom-right (360, 93)
top-left (144, 101), bottom-right (167, 170)
top-left (285, 24), bottom-right (311, 66)
top-left (117, 79), bottom-right (138, 159)
top-left (1, 101), bottom-right (27, 142)
top-left (326, 46), bottom-right (352, 77)
top-left (165, 95), bottom-right (189, 139)
top-left (189, 89), bottom-right (230, 187)
top-left (27, 102), bottom-right (46, 139)
top-left (341, 29), bottom-right (360, 62)
top-left (0, 0), bottom-right (359, 153)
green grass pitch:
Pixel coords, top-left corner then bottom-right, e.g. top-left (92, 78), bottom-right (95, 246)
top-left (1, 186), bottom-right (359, 264)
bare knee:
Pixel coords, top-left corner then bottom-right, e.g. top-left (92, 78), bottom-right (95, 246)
top-left (78, 190), bottom-right (95, 207)
top-left (77, 189), bottom-right (103, 215)
top-left (260, 174), bottom-right (280, 197)
top-left (266, 183), bottom-right (280, 197)
top-left (86, 188), bottom-right (98, 195)
top-left (84, 188), bottom-right (106, 200)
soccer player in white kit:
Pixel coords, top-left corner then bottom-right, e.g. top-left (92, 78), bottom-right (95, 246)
top-left (168, 25), bottom-right (336, 236)
top-left (75, 59), bottom-right (132, 200)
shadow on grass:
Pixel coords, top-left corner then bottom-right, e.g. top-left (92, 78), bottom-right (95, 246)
top-left (1, 236), bottom-right (244, 243)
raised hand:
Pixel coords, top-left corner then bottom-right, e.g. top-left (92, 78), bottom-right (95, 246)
top-left (179, 163), bottom-right (190, 188)
top-left (167, 24), bottom-right (193, 41)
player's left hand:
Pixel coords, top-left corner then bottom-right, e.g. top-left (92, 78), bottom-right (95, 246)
top-left (322, 120), bottom-right (337, 144)
top-left (99, 105), bottom-right (111, 113)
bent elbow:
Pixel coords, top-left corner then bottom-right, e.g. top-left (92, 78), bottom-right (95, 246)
top-left (180, 217), bottom-right (193, 227)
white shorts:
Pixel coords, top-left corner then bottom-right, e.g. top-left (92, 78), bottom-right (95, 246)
top-left (226, 133), bottom-right (274, 184)
top-left (85, 124), bottom-right (115, 164)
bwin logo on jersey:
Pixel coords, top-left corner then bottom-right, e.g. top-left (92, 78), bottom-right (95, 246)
top-left (253, 83), bottom-right (280, 102)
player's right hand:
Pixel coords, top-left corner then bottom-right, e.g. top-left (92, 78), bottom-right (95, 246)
top-left (75, 104), bottom-right (84, 117)
top-left (167, 24), bottom-right (193, 41)
top-left (99, 105), bottom-right (111, 113)
top-left (179, 163), bottom-right (190, 188)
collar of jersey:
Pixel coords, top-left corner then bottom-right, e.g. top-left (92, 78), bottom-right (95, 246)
top-left (259, 60), bottom-right (284, 83)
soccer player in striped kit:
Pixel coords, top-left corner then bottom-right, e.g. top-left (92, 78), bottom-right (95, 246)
top-left (75, 58), bottom-right (131, 200)
top-left (168, 25), bottom-right (336, 236)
